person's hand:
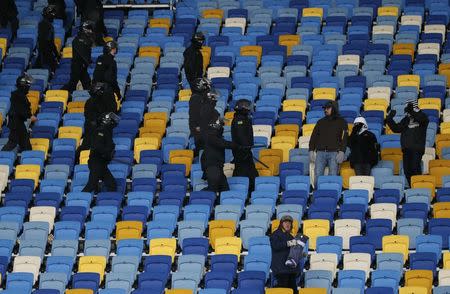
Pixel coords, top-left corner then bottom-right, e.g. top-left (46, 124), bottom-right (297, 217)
top-left (287, 240), bottom-right (297, 247)
top-left (309, 151), bottom-right (316, 163)
top-left (336, 151), bottom-right (345, 164)
top-left (30, 115), bottom-right (37, 123)
top-left (352, 123), bottom-right (362, 135)
top-left (404, 103), bottom-right (414, 115)
top-left (386, 110), bottom-right (396, 120)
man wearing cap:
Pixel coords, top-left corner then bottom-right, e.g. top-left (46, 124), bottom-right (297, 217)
top-left (386, 99), bottom-right (429, 185)
top-left (309, 100), bottom-right (348, 186)
top-left (270, 215), bottom-right (304, 294)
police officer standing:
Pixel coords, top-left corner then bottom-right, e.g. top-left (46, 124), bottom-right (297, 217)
top-left (35, 5), bottom-right (60, 73)
top-left (79, 82), bottom-right (117, 152)
top-left (79, 0), bottom-right (106, 46)
top-left (93, 40), bottom-right (121, 101)
top-left (2, 74), bottom-right (37, 151)
top-left (183, 32), bottom-right (205, 91)
top-left (231, 99), bottom-right (258, 191)
top-left (62, 21), bottom-right (95, 92)
top-left (82, 112), bottom-right (119, 193)
top-left (0, 0), bottom-right (18, 38)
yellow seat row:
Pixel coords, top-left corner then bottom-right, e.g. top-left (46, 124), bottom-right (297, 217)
top-left (149, 18), bottom-right (171, 33)
top-left (0, 38), bottom-right (7, 59)
top-left (15, 164), bottom-right (40, 188)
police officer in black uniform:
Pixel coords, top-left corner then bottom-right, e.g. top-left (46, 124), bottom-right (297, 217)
top-left (79, 0), bottom-right (106, 46)
top-left (183, 32), bottom-right (205, 91)
top-left (35, 5), bottom-right (60, 73)
top-left (0, 0), bottom-right (18, 38)
top-left (203, 118), bottom-right (239, 193)
top-left (79, 82), bottom-right (117, 152)
top-left (2, 74), bottom-right (37, 151)
top-left (62, 21), bottom-right (95, 92)
top-left (232, 99), bottom-right (258, 191)
top-left (82, 112), bottom-right (119, 193)
top-left (48, 0), bottom-right (66, 22)
top-left (93, 40), bottom-right (121, 101)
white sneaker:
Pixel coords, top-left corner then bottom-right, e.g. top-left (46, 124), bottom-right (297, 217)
top-left (285, 258), bottom-right (297, 268)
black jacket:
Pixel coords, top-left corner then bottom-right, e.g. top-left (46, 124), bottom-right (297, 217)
top-left (72, 33), bottom-right (92, 67)
top-left (189, 92), bottom-right (203, 135)
top-left (48, 0), bottom-right (66, 20)
top-left (231, 113), bottom-right (254, 161)
top-left (204, 127), bottom-right (235, 167)
top-left (349, 130), bottom-right (379, 167)
top-left (90, 127), bottom-right (115, 161)
top-left (0, 0), bottom-right (17, 25)
top-left (386, 111), bottom-right (429, 153)
top-left (37, 19), bottom-right (59, 60)
top-left (93, 53), bottom-right (120, 98)
top-left (8, 89), bottom-right (31, 128)
top-left (84, 87), bottom-right (117, 123)
top-left (309, 102), bottom-right (348, 152)
top-left (183, 44), bottom-right (203, 89)
top-left (200, 99), bottom-right (219, 138)
top-left (270, 228), bottom-right (297, 275)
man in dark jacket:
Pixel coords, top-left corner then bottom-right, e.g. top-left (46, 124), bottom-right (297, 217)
top-left (62, 21), bottom-right (95, 93)
top-left (82, 112), bottom-right (118, 193)
top-left (48, 0), bottom-right (66, 22)
top-left (231, 99), bottom-right (258, 191)
top-left (79, 82), bottom-right (117, 152)
top-left (270, 215), bottom-right (301, 294)
top-left (202, 118), bottom-right (238, 193)
top-left (0, 0), bottom-right (18, 37)
top-left (386, 99), bottom-right (429, 185)
top-left (349, 116), bottom-right (379, 176)
top-left (93, 40), bottom-right (121, 101)
top-left (35, 5), bottom-right (60, 73)
top-left (2, 74), bottom-right (37, 151)
top-left (309, 100), bottom-right (348, 186)
top-left (184, 32), bottom-right (205, 91)
top-left (79, 0), bottom-right (106, 45)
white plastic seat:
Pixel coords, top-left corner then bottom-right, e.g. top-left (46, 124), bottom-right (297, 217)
top-left (224, 17), bottom-right (247, 34)
top-left (207, 66), bottom-right (231, 79)
top-left (29, 206), bottom-right (56, 233)
top-left (401, 15), bottom-right (422, 27)
top-left (424, 24), bottom-right (446, 40)
top-left (349, 176), bottom-right (375, 201)
top-left (439, 269), bottom-right (450, 286)
top-left (372, 25), bottom-right (394, 35)
top-left (223, 163), bottom-right (235, 178)
top-left (422, 147), bottom-right (436, 174)
top-left (335, 219), bottom-right (361, 250)
top-left (298, 136), bottom-right (310, 149)
top-left (444, 109), bottom-right (450, 122)
top-left (253, 125), bottom-right (272, 144)
top-left (338, 55), bottom-right (360, 66)
top-left (0, 165), bottom-right (9, 193)
top-left (309, 253), bottom-right (338, 278)
top-left (418, 43), bottom-right (440, 57)
top-left (13, 256), bottom-right (41, 282)
top-left (343, 253), bottom-right (371, 280)
top-left (367, 87), bottom-right (391, 103)
top-left (370, 203), bottom-right (397, 229)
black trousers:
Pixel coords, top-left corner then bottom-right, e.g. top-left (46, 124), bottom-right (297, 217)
top-left (63, 61), bottom-right (91, 92)
top-left (403, 148), bottom-right (424, 186)
top-left (203, 165), bottom-right (229, 192)
top-left (35, 49), bottom-right (58, 73)
top-left (233, 158), bottom-right (258, 191)
top-left (275, 273), bottom-right (298, 294)
top-left (78, 121), bottom-right (96, 152)
top-left (2, 122), bottom-right (32, 152)
top-left (1, 16), bottom-right (18, 37)
top-left (353, 163), bottom-right (372, 176)
top-left (82, 158), bottom-right (116, 193)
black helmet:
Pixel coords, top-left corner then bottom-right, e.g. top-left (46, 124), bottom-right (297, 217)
top-left (42, 5), bottom-right (57, 19)
top-left (191, 31), bottom-right (205, 47)
top-left (89, 82), bottom-right (106, 97)
top-left (193, 77), bottom-right (211, 93)
top-left (104, 40), bottom-right (118, 54)
top-left (234, 99), bottom-right (252, 114)
top-left (80, 21), bottom-right (95, 35)
top-left (98, 112), bottom-right (120, 129)
top-left (16, 73), bottom-right (33, 90)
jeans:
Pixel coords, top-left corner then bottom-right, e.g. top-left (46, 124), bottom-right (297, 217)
top-left (314, 151), bottom-right (338, 186)
top-left (353, 163), bottom-right (372, 176)
top-left (403, 148), bottom-right (424, 186)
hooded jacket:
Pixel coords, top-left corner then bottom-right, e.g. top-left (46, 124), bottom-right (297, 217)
top-left (203, 125), bottom-right (236, 167)
top-left (349, 117), bottom-right (379, 167)
top-left (93, 53), bottom-right (120, 99)
top-left (183, 43), bottom-right (204, 89)
top-left (270, 223), bottom-right (298, 275)
top-left (309, 101), bottom-right (348, 152)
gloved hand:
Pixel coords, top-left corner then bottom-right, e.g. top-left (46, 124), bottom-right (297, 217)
top-left (309, 151), bottom-right (316, 163)
top-left (386, 110), bottom-right (396, 120)
top-left (336, 151), bottom-right (345, 164)
top-left (404, 103), bottom-right (414, 115)
top-left (287, 240), bottom-right (297, 247)
top-left (351, 123), bottom-right (362, 135)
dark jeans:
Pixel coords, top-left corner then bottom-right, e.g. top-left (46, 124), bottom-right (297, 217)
top-left (203, 165), bottom-right (229, 192)
top-left (275, 273), bottom-right (298, 294)
top-left (82, 158), bottom-right (117, 193)
top-left (403, 148), bottom-right (424, 186)
top-left (63, 62), bottom-right (91, 92)
top-left (353, 163), bottom-right (372, 176)
top-left (2, 123), bottom-right (32, 152)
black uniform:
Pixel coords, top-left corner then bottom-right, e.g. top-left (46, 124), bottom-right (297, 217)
top-left (93, 53), bottom-right (121, 100)
top-left (202, 123), bottom-right (236, 192)
top-left (48, 0), bottom-right (66, 21)
top-left (183, 44), bottom-right (203, 91)
top-left (231, 112), bottom-right (258, 191)
top-left (62, 32), bottom-right (93, 92)
top-left (348, 117), bottom-right (379, 176)
top-left (80, 0), bottom-right (106, 45)
top-left (82, 116), bottom-right (117, 193)
top-left (2, 88), bottom-right (32, 151)
top-left (189, 92), bottom-right (204, 157)
top-left (36, 17), bottom-right (59, 72)
top-left (0, 0), bottom-right (18, 37)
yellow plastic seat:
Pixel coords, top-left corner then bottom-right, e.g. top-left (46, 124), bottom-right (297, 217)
top-left (178, 89), bottom-right (192, 101)
top-left (54, 38), bottom-right (62, 52)
top-left (275, 124), bottom-right (299, 145)
top-left (440, 122), bottom-right (450, 134)
top-left (399, 287), bottom-right (428, 294)
top-left (398, 74), bottom-right (421, 89)
top-left (240, 45), bottom-right (263, 65)
top-left (255, 161), bottom-right (274, 176)
top-left (340, 161), bottom-right (356, 189)
top-left (312, 88), bottom-right (336, 100)
top-left (62, 47), bottom-right (72, 58)
top-left (302, 124), bottom-right (316, 137)
top-left (302, 7), bottom-right (324, 19)
top-left (139, 127), bottom-right (164, 141)
top-left (27, 90), bottom-right (40, 114)
top-left (58, 126), bottom-right (83, 147)
top-left (79, 150), bottom-right (90, 165)
top-left (165, 290), bottom-right (193, 294)
top-left (302, 219), bottom-right (330, 249)
top-left (67, 101), bottom-right (86, 113)
top-left (271, 136), bottom-right (296, 162)
top-left (66, 290), bottom-right (94, 294)
top-left (200, 46), bottom-right (211, 71)
top-left (169, 150), bottom-right (194, 176)
top-left (271, 219), bottom-right (299, 235)
top-left (215, 237), bottom-right (242, 261)
top-left (139, 46), bottom-right (161, 64)
top-left (393, 43), bottom-right (415, 59)
top-left (223, 111), bottom-right (235, 126)
top-left (429, 159), bottom-right (450, 187)
top-left (433, 202), bottom-right (450, 218)
top-left (144, 112), bottom-right (168, 127)
top-left (282, 99), bottom-right (307, 118)
top-left (266, 289), bottom-right (294, 294)
top-left (404, 270), bottom-right (433, 293)
top-left (378, 6), bottom-right (399, 17)
top-left (208, 220), bottom-right (236, 249)
top-left (0, 38), bottom-right (7, 58)
top-left (279, 35), bottom-right (300, 55)
top-left (149, 18), bottom-right (170, 32)
top-left (439, 64), bottom-right (450, 86)
top-left (259, 149), bottom-right (283, 175)
top-left (15, 164), bottom-right (40, 188)
top-left (364, 98), bottom-right (389, 116)
top-left (382, 235), bottom-right (410, 262)
top-left (78, 256), bottom-right (107, 281)
top-left (46, 90), bottom-right (69, 109)
top-left (436, 134), bottom-right (450, 158)
top-left (30, 138), bottom-right (50, 158)
top-left (202, 9), bottom-right (224, 19)
top-left (418, 98), bottom-right (441, 112)
top-left (381, 148), bottom-right (402, 174)
top-left (115, 221), bottom-right (143, 241)
top-left (299, 289), bottom-right (327, 294)
top-left (134, 137), bottom-right (160, 162)
top-left (149, 238), bottom-right (177, 261)
top-left (443, 252), bottom-right (450, 269)
top-left (411, 175), bottom-right (436, 198)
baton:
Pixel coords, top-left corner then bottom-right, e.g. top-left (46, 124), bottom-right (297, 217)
top-left (252, 155), bottom-right (270, 169)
